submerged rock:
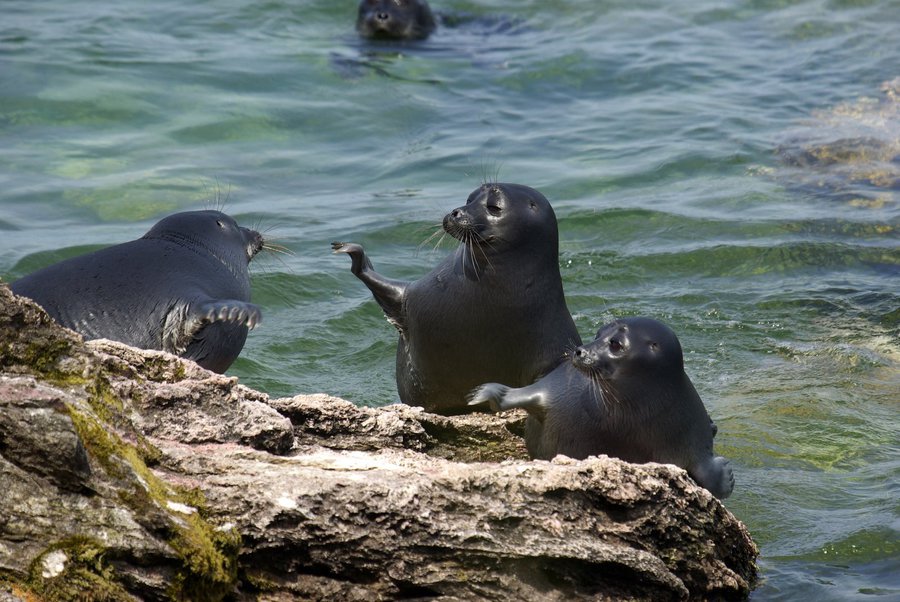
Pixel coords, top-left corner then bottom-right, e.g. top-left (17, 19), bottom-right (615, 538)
top-left (775, 77), bottom-right (900, 207)
top-left (0, 283), bottom-right (758, 600)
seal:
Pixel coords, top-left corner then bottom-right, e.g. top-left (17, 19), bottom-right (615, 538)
top-left (11, 210), bottom-right (264, 374)
top-left (470, 317), bottom-right (735, 499)
top-left (333, 182), bottom-right (581, 415)
top-left (356, 0), bottom-right (437, 40)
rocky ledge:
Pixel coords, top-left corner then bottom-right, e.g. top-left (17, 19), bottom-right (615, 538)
top-left (0, 284), bottom-right (757, 601)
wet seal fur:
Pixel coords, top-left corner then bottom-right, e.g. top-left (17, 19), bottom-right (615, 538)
top-left (356, 0), bottom-right (436, 40)
top-left (11, 210), bottom-right (263, 373)
top-left (470, 317), bottom-right (735, 499)
top-left (333, 182), bottom-right (581, 415)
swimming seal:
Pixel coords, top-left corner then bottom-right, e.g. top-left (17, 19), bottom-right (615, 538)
top-left (356, 0), bottom-right (436, 40)
top-left (470, 317), bottom-right (735, 499)
top-left (333, 182), bottom-right (581, 415)
top-left (11, 210), bottom-right (263, 373)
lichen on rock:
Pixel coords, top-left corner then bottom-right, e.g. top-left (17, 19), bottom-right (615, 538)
top-left (0, 284), bottom-right (758, 600)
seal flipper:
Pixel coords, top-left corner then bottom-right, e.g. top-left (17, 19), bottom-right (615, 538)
top-left (332, 242), bottom-right (409, 332)
top-left (690, 456), bottom-right (735, 500)
top-left (468, 382), bottom-right (548, 419)
top-left (163, 299), bottom-right (261, 356)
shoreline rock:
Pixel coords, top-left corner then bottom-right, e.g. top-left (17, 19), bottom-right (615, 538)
top-left (0, 284), bottom-right (758, 600)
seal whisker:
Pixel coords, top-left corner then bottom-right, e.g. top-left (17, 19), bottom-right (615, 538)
top-left (417, 224), bottom-right (446, 255)
top-left (203, 177), bottom-right (230, 213)
top-left (257, 252), bottom-right (292, 273)
top-left (430, 232), bottom-right (448, 254)
top-left (466, 234), bottom-right (482, 279)
top-left (590, 371), bottom-right (606, 409)
top-left (471, 229), bottom-right (496, 273)
top-left (469, 235), bottom-right (481, 277)
top-left (262, 242), bottom-right (295, 257)
top-left (595, 371), bottom-right (622, 408)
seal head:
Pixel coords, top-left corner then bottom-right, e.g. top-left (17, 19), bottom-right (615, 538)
top-left (356, 0), bottom-right (437, 40)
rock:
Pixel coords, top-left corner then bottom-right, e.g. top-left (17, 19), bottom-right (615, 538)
top-left (86, 339), bottom-right (294, 455)
top-left (774, 76), bottom-right (900, 206)
top-left (0, 284), bottom-right (758, 600)
top-left (269, 394), bottom-right (529, 462)
top-left (0, 376), bottom-right (91, 493)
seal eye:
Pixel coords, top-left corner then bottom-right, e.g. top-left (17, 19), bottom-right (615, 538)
top-left (487, 205), bottom-right (502, 217)
top-left (216, 220), bottom-right (225, 229)
top-left (609, 338), bottom-right (623, 353)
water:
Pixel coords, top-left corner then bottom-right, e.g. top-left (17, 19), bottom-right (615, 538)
top-left (1, 0), bottom-right (898, 598)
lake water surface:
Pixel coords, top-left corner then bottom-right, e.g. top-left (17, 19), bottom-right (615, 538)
top-left (1, 0), bottom-right (898, 599)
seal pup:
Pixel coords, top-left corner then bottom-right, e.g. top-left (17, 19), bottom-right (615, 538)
top-left (11, 210), bottom-right (263, 373)
top-left (356, 0), bottom-right (436, 40)
top-left (470, 317), bottom-right (735, 499)
top-left (333, 182), bottom-right (581, 415)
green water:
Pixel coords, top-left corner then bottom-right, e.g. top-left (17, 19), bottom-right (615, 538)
top-left (1, 0), bottom-right (898, 598)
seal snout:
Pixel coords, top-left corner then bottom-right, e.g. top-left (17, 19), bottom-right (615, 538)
top-left (442, 208), bottom-right (472, 240)
top-left (572, 345), bottom-right (597, 370)
top-left (244, 228), bottom-right (265, 260)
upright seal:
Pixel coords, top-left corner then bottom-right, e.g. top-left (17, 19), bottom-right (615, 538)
top-left (356, 0), bottom-right (436, 40)
top-left (333, 182), bottom-right (581, 415)
top-left (11, 210), bottom-right (263, 373)
top-left (470, 317), bottom-right (735, 499)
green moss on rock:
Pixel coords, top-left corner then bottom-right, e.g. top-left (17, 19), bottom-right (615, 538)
top-left (26, 537), bottom-right (132, 602)
top-left (65, 398), bottom-right (241, 600)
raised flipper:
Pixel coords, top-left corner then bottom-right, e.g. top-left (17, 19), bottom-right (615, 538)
top-left (163, 299), bottom-right (261, 356)
top-left (468, 382), bottom-right (549, 418)
top-left (690, 455), bottom-right (735, 500)
top-left (332, 242), bottom-right (409, 333)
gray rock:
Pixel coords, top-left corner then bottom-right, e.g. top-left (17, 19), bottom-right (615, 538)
top-left (0, 376), bottom-right (91, 492)
top-left (0, 284), bottom-right (758, 600)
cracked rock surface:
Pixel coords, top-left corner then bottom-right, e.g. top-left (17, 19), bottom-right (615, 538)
top-left (0, 284), bottom-right (757, 600)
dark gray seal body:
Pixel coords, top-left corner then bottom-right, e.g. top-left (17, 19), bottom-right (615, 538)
top-left (11, 210), bottom-right (263, 373)
top-left (333, 182), bottom-right (581, 415)
top-left (470, 317), bottom-right (735, 499)
top-left (356, 0), bottom-right (436, 40)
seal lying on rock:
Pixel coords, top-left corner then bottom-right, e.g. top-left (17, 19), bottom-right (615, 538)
top-left (470, 317), bottom-right (735, 499)
top-left (333, 182), bottom-right (581, 415)
top-left (356, 0), bottom-right (437, 40)
top-left (11, 210), bottom-right (263, 373)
